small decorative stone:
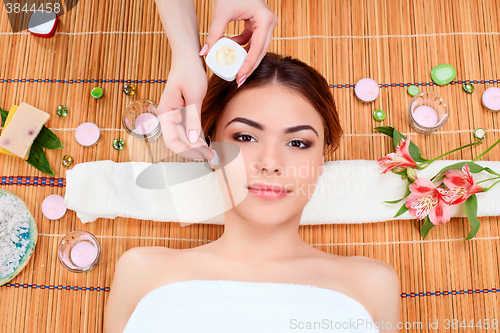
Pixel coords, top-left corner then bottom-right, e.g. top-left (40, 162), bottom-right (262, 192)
top-left (430, 64), bottom-right (456, 86)
top-left (373, 109), bottom-right (386, 121)
top-left (113, 138), bottom-right (125, 151)
top-left (57, 105), bottom-right (68, 117)
top-left (62, 155), bottom-right (73, 167)
top-left (91, 87), bottom-right (104, 99)
top-left (407, 85), bottom-right (420, 96)
top-left (123, 84), bottom-right (136, 96)
top-left (474, 128), bottom-right (486, 140)
top-left (463, 82), bottom-right (474, 94)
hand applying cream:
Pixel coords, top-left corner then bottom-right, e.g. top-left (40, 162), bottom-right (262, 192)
top-left (198, 0), bottom-right (278, 85)
top-left (153, 0), bottom-right (277, 161)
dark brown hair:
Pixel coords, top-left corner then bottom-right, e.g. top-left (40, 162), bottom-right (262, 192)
top-left (201, 52), bottom-right (343, 156)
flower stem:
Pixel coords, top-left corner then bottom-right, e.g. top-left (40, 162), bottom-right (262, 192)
top-left (477, 176), bottom-right (500, 184)
top-left (418, 141), bottom-right (483, 170)
top-left (472, 136), bottom-right (500, 162)
top-left (485, 179), bottom-right (500, 191)
top-left (432, 176), bottom-right (444, 184)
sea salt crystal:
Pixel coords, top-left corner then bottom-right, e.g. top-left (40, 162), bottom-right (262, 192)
top-left (0, 194), bottom-right (31, 278)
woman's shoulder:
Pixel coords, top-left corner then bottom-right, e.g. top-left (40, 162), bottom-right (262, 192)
top-left (341, 255), bottom-right (401, 325)
top-left (118, 246), bottom-right (178, 267)
top-left (105, 246), bottom-right (181, 332)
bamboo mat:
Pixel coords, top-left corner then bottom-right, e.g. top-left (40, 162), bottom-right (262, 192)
top-left (1, 0), bottom-right (500, 332)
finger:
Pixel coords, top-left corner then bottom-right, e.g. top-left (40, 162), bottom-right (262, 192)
top-left (205, 11), bottom-right (232, 55)
top-left (184, 102), bottom-right (203, 143)
top-left (236, 23), bottom-right (268, 82)
top-left (246, 27), bottom-right (273, 76)
top-left (157, 108), bottom-right (192, 154)
top-left (237, 13), bottom-right (276, 82)
top-left (230, 29), bottom-right (252, 46)
top-left (175, 123), bottom-right (210, 160)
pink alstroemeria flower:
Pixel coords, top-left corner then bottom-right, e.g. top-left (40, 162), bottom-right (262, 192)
top-left (438, 164), bottom-right (484, 205)
top-left (405, 178), bottom-right (451, 225)
top-left (377, 137), bottom-right (418, 174)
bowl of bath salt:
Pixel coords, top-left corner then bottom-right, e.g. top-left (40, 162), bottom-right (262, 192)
top-left (0, 189), bottom-right (38, 286)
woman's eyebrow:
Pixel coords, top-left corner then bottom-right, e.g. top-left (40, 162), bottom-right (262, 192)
top-left (225, 117), bottom-right (319, 137)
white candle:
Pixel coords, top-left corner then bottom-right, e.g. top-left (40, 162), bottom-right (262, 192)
top-left (482, 87), bottom-right (500, 111)
top-left (70, 241), bottom-right (98, 267)
top-left (354, 78), bottom-right (380, 102)
top-left (134, 113), bottom-right (159, 135)
top-left (75, 122), bottom-right (100, 147)
top-left (412, 105), bottom-right (439, 128)
top-left (41, 194), bottom-right (67, 220)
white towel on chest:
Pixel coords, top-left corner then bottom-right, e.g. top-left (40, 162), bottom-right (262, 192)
top-left (63, 160), bottom-right (500, 225)
top-left (123, 280), bottom-right (379, 333)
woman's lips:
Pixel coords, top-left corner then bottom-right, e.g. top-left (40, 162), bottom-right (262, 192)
top-left (247, 183), bottom-right (290, 200)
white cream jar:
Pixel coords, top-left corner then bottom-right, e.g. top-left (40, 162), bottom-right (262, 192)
top-left (205, 37), bottom-right (247, 81)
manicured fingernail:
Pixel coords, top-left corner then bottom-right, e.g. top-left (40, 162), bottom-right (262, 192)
top-left (188, 130), bottom-right (198, 143)
top-left (237, 74), bottom-right (247, 84)
top-left (199, 44), bottom-right (208, 56)
top-left (237, 75), bottom-right (247, 88)
top-left (211, 150), bottom-right (219, 165)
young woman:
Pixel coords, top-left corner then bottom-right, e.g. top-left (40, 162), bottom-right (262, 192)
top-left (104, 53), bottom-right (401, 333)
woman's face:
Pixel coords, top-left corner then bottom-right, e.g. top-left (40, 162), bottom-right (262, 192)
top-left (213, 84), bottom-right (325, 226)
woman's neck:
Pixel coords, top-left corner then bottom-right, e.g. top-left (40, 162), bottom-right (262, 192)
top-left (210, 211), bottom-right (313, 263)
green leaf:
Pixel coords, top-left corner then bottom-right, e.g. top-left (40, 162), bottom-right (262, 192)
top-left (431, 161), bottom-right (500, 181)
top-left (463, 194), bottom-right (481, 241)
top-left (420, 216), bottom-right (435, 239)
top-left (0, 107), bottom-right (8, 127)
top-left (35, 126), bottom-right (63, 150)
top-left (384, 198), bottom-right (405, 204)
top-left (374, 126), bottom-right (395, 137)
top-left (375, 126), bottom-right (429, 163)
top-left (26, 140), bottom-right (54, 176)
top-left (394, 202), bottom-right (409, 218)
top-left (384, 180), bottom-right (411, 204)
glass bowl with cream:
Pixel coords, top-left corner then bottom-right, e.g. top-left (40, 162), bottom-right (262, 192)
top-left (205, 37), bottom-right (247, 81)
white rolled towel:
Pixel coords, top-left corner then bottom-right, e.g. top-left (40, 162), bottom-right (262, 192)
top-left (64, 160), bottom-right (500, 225)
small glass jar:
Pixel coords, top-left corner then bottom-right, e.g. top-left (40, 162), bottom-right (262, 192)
top-left (122, 99), bottom-right (162, 141)
top-left (58, 230), bottom-right (101, 273)
top-left (408, 92), bottom-right (449, 134)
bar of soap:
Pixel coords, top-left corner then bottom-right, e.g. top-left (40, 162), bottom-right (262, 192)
top-left (0, 102), bottom-right (50, 159)
top-left (0, 105), bottom-right (20, 157)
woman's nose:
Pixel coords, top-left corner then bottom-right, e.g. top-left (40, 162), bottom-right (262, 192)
top-left (258, 142), bottom-right (283, 175)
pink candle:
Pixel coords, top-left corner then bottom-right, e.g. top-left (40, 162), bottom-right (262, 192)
top-left (134, 113), bottom-right (159, 135)
top-left (75, 122), bottom-right (100, 147)
top-left (41, 194), bottom-right (67, 220)
top-left (354, 78), bottom-right (380, 102)
top-left (412, 105), bottom-right (439, 128)
top-left (482, 87), bottom-right (500, 111)
top-left (70, 241), bottom-right (98, 267)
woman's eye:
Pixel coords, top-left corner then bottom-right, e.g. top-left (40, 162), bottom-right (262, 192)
top-left (288, 140), bottom-right (310, 149)
top-left (233, 134), bottom-right (310, 149)
top-left (234, 134), bottom-right (256, 142)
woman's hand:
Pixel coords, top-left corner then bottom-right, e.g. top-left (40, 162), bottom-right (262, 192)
top-left (157, 55), bottom-right (212, 161)
top-left (200, 0), bottom-right (278, 86)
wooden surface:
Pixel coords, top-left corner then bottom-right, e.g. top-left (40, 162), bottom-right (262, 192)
top-left (1, 0), bottom-right (500, 332)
